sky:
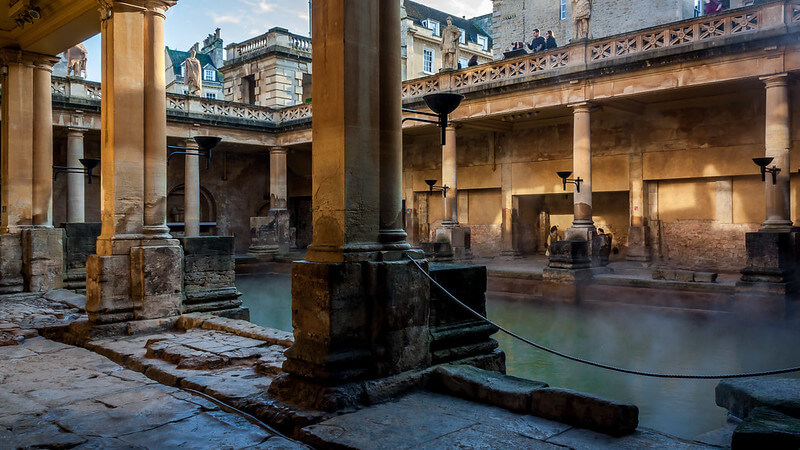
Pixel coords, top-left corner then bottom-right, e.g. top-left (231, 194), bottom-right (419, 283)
top-left (82, 0), bottom-right (493, 82)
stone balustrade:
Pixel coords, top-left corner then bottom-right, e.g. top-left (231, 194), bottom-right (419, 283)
top-left (48, 0), bottom-right (799, 129)
top-left (225, 27), bottom-right (312, 64)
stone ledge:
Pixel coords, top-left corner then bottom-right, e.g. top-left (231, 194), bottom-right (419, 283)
top-left (716, 377), bottom-right (800, 420)
top-left (430, 364), bottom-right (547, 413)
top-left (430, 364), bottom-right (638, 436)
top-left (731, 406), bottom-right (800, 449)
top-left (177, 313), bottom-right (293, 346)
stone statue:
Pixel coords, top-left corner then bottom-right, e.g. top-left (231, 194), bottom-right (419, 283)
top-left (572, 0), bottom-right (592, 40)
top-left (441, 16), bottom-right (460, 71)
top-left (184, 49), bottom-right (202, 96)
top-left (65, 43), bottom-right (87, 78)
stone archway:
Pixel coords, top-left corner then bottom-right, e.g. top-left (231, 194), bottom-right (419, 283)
top-left (167, 184), bottom-right (217, 235)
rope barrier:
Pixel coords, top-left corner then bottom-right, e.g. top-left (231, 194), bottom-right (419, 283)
top-left (407, 255), bottom-right (800, 379)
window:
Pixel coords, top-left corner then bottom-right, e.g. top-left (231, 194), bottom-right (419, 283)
top-left (205, 92), bottom-right (217, 99)
top-left (422, 19), bottom-right (440, 36)
top-left (179, 62), bottom-right (185, 77)
top-left (423, 47), bottom-right (434, 74)
top-left (459, 28), bottom-right (466, 44)
top-left (477, 35), bottom-right (488, 51)
top-left (203, 69), bottom-right (215, 81)
top-left (560, 0), bottom-right (567, 19)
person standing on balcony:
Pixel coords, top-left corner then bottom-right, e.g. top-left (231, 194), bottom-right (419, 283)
top-left (467, 54), bottom-right (478, 67)
top-left (545, 30), bottom-right (558, 50)
top-left (528, 29), bottom-right (545, 53)
top-left (704, 0), bottom-right (722, 14)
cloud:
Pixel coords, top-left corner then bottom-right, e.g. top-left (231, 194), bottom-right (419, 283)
top-left (257, 1), bottom-right (275, 12)
top-left (211, 14), bottom-right (242, 24)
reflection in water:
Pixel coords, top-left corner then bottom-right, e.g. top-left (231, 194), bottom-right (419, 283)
top-left (236, 273), bottom-right (800, 439)
top-left (236, 273), bottom-right (292, 332)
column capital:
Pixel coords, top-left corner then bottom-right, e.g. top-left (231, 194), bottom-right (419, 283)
top-left (96, 0), bottom-right (175, 19)
top-left (760, 73), bottom-right (793, 89)
top-left (569, 101), bottom-right (593, 113)
top-left (67, 127), bottom-right (88, 136)
top-left (0, 49), bottom-right (58, 68)
top-left (269, 146), bottom-right (288, 155)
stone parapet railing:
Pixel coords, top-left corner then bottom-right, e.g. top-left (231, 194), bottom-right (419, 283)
top-left (402, 0), bottom-right (796, 100)
top-left (49, 0), bottom-right (800, 129)
top-left (225, 27), bottom-right (312, 65)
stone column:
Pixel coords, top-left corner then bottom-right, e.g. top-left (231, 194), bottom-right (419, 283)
top-left (270, 0), bottom-right (433, 408)
top-left (32, 58), bottom-right (58, 227)
top-left (378, 0), bottom-right (409, 251)
top-left (0, 52), bottom-right (35, 235)
top-left (269, 147), bottom-right (288, 210)
top-left (566, 102), bottom-right (596, 241)
top-left (143, 1), bottom-right (171, 238)
top-left (760, 74), bottom-right (793, 231)
top-left (442, 126), bottom-right (458, 226)
top-left (500, 162), bottom-right (516, 257)
top-left (66, 128), bottom-right (86, 223)
top-left (183, 139), bottom-right (200, 237)
top-left (87, 0), bottom-right (182, 324)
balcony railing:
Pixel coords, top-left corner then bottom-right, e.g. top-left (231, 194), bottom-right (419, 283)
top-left (225, 27), bottom-right (312, 63)
top-left (50, 0), bottom-right (799, 129)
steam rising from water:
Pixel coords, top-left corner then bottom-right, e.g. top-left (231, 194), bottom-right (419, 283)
top-left (237, 273), bottom-right (800, 440)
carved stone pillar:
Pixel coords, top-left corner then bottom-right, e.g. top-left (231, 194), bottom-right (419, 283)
top-left (87, 0), bottom-right (182, 324)
top-left (270, 0), bottom-right (435, 410)
top-left (66, 127), bottom-right (86, 223)
top-left (0, 50), bottom-right (62, 293)
top-left (565, 102), bottom-right (596, 242)
top-left (269, 147), bottom-right (288, 210)
top-left (760, 74), bottom-right (793, 232)
top-left (183, 139), bottom-right (200, 237)
top-left (378, 0), bottom-right (409, 251)
top-left (442, 126), bottom-right (458, 226)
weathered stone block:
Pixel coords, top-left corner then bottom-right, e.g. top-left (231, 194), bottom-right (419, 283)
top-left (130, 244), bottom-right (182, 320)
top-left (249, 211), bottom-right (291, 256)
top-left (740, 231), bottom-right (799, 283)
top-left (530, 387), bottom-right (639, 436)
top-left (0, 233), bottom-right (24, 292)
top-left (86, 254), bottom-right (134, 323)
top-left (675, 269), bottom-right (695, 282)
top-left (731, 406), bottom-right (800, 449)
top-left (716, 377), bottom-right (800, 420)
top-left (61, 222), bottom-right (101, 272)
top-left (548, 240), bottom-right (591, 269)
top-left (22, 228), bottom-right (64, 291)
top-left (282, 260), bottom-right (371, 382)
top-left (431, 365), bottom-right (547, 413)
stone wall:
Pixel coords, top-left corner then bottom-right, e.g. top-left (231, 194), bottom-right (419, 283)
top-left (221, 53), bottom-right (309, 107)
top-left (660, 220), bottom-right (758, 272)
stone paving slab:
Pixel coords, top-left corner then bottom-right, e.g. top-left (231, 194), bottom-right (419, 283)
top-left (300, 391), bottom-right (717, 449)
top-left (0, 337), bottom-right (308, 449)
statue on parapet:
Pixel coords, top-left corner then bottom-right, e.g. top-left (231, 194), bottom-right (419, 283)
top-left (441, 16), bottom-right (461, 71)
top-left (572, 0), bottom-right (592, 41)
top-left (184, 49), bottom-right (202, 96)
top-left (65, 43), bottom-right (87, 78)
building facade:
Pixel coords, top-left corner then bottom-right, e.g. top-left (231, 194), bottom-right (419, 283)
top-left (401, 0), bottom-right (493, 80)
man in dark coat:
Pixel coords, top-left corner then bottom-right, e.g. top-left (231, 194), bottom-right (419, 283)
top-left (528, 29), bottom-right (545, 52)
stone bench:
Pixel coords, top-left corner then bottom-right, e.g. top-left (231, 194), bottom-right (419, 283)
top-left (652, 268), bottom-right (718, 283)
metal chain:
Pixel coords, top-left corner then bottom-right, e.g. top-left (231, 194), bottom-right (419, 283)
top-left (407, 255), bottom-right (800, 379)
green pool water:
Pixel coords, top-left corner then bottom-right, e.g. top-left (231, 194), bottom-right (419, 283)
top-left (236, 272), bottom-right (800, 440)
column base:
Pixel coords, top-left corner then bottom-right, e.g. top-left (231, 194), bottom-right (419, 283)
top-left (733, 231), bottom-right (800, 319)
top-left (274, 257), bottom-right (431, 407)
top-left (21, 228), bottom-right (64, 292)
top-left (547, 240), bottom-right (591, 269)
top-left (626, 225), bottom-right (651, 262)
top-left (179, 236), bottom-right (247, 317)
top-left (248, 211), bottom-right (291, 258)
top-left (61, 222), bottom-right (102, 290)
top-left (434, 225), bottom-right (472, 260)
top-left (0, 233), bottom-right (24, 293)
top-left (87, 239), bottom-right (183, 324)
